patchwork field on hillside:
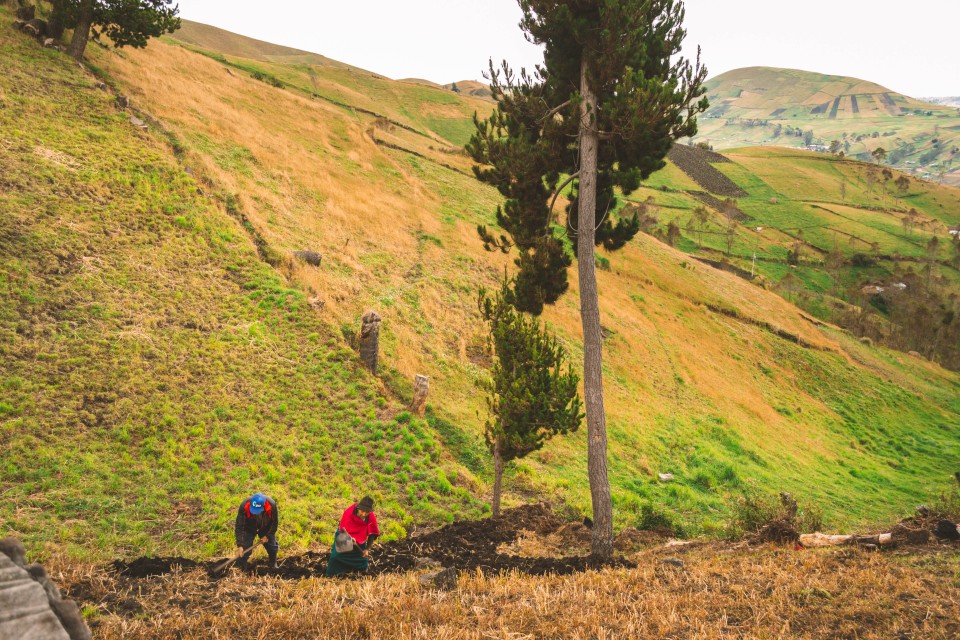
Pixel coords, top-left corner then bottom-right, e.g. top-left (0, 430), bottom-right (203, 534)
top-left (694, 67), bottom-right (960, 187)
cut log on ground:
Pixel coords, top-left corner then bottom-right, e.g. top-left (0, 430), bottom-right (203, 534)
top-left (799, 532), bottom-right (893, 548)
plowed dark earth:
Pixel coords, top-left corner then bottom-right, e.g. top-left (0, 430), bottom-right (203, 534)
top-left (667, 144), bottom-right (749, 198)
top-left (111, 505), bottom-right (634, 581)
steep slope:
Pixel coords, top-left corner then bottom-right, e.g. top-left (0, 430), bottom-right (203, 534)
top-left (3, 14), bottom-right (960, 560)
top-left (694, 67), bottom-right (960, 186)
top-left (0, 23), bottom-right (481, 560)
top-left (164, 22), bottom-right (491, 148)
top-left (173, 19), bottom-right (365, 70)
top-left (82, 25), bottom-right (960, 532)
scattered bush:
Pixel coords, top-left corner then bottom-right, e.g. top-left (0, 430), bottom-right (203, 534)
top-left (727, 483), bottom-right (823, 541)
top-left (251, 70), bottom-right (284, 88)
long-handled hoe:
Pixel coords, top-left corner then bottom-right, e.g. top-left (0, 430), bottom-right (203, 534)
top-left (211, 540), bottom-right (263, 576)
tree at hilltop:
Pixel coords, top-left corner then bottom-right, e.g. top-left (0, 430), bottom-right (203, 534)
top-left (872, 147), bottom-right (888, 164)
top-left (52, 0), bottom-right (180, 61)
top-left (479, 280), bottom-right (582, 518)
top-left (468, 0), bottom-right (707, 556)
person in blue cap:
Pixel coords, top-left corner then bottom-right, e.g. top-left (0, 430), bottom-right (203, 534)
top-left (234, 492), bottom-right (279, 569)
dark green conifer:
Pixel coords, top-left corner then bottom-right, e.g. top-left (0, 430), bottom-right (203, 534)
top-left (479, 280), bottom-right (582, 517)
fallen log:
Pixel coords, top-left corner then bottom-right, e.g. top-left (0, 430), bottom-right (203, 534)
top-left (799, 532), bottom-right (893, 548)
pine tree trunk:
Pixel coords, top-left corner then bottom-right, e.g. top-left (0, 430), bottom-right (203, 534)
top-left (492, 438), bottom-right (504, 518)
top-left (578, 59), bottom-right (614, 559)
top-left (67, 0), bottom-right (94, 61)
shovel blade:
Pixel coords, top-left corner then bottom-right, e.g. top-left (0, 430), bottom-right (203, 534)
top-left (211, 557), bottom-right (235, 575)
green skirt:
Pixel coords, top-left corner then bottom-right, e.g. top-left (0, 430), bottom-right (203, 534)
top-left (325, 537), bottom-right (369, 577)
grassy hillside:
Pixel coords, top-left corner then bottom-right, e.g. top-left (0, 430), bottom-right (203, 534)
top-left (3, 13), bottom-right (960, 563)
top-left (694, 67), bottom-right (960, 186)
top-left (0, 20), bottom-right (483, 560)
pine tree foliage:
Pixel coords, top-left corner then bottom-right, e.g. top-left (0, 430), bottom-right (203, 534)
top-left (479, 280), bottom-right (582, 516)
top-left (468, 0), bottom-right (708, 313)
top-left (59, 0), bottom-right (180, 60)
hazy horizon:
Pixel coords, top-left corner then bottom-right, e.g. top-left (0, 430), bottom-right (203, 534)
top-left (174, 1), bottom-right (959, 98)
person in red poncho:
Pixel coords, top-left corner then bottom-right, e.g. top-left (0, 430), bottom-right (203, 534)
top-left (325, 496), bottom-right (380, 577)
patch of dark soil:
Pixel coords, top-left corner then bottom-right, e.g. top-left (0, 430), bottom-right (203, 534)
top-left (111, 505), bottom-right (635, 581)
top-left (368, 503), bottom-right (633, 576)
top-left (667, 144), bottom-right (748, 198)
top-left (687, 191), bottom-right (751, 221)
top-left (112, 556), bottom-right (198, 578)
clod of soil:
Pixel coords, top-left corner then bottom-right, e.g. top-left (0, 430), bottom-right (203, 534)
top-left (752, 518), bottom-right (800, 544)
top-left (113, 557), bottom-right (198, 578)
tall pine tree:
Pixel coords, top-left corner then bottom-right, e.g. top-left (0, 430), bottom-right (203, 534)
top-left (469, 0), bottom-right (707, 557)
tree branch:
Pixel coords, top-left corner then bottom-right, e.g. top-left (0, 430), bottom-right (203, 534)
top-left (546, 171), bottom-right (581, 228)
top-left (539, 99), bottom-right (572, 123)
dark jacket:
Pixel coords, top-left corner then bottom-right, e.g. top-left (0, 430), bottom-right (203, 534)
top-left (234, 496), bottom-right (278, 546)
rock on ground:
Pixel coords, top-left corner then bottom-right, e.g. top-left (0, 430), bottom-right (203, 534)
top-left (0, 537), bottom-right (91, 640)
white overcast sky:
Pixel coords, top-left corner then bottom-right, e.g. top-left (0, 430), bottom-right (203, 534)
top-left (175, 1), bottom-right (958, 97)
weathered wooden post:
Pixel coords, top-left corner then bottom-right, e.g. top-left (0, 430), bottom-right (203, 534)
top-left (409, 374), bottom-right (429, 417)
top-left (359, 311), bottom-right (381, 374)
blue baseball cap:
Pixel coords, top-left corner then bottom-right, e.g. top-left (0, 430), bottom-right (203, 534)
top-left (249, 493), bottom-right (266, 514)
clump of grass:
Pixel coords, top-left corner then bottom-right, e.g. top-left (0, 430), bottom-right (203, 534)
top-left (929, 480), bottom-right (960, 520)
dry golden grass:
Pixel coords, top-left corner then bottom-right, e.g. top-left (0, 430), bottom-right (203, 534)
top-left (54, 544), bottom-right (960, 639)
top-left (83, 35), bottom-right (960, 527)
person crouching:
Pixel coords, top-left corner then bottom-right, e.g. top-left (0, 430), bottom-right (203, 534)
top-left (325, 496), bottom-right (380, 577)
top-left (235, 492), bottom-right (279, 569)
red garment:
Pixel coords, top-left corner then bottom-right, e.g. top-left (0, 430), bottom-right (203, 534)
top-left (338, 504), bottom-right (380, 545)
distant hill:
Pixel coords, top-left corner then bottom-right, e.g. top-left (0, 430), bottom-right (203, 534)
top-left (694, 67), bottom-right (960, 186)
top-left (923, 97), bottom-right (960, 108)
top-left (173, 20), bottom-right (373, 74)
top-left (444, 80), bottom-right (493, 100)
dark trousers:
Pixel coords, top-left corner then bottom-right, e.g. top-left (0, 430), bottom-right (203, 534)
top-left (237, 531), bottom-right (278, 567)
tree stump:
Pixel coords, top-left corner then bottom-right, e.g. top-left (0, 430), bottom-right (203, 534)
top-left (409, 374), bottom-right (429, 416)
top-left (293, 250), bottom-right (322, 266)
top-left (358, 311), bottom-right (381, 374)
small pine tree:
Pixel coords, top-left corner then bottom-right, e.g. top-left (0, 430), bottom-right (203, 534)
top-left (479, 280), bottom-right (583, 517)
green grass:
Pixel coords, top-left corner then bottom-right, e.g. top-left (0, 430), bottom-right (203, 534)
top-left (0, 24), bottom-right (483, 560)
top-left (3, 10), bottom-right (960, 561)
